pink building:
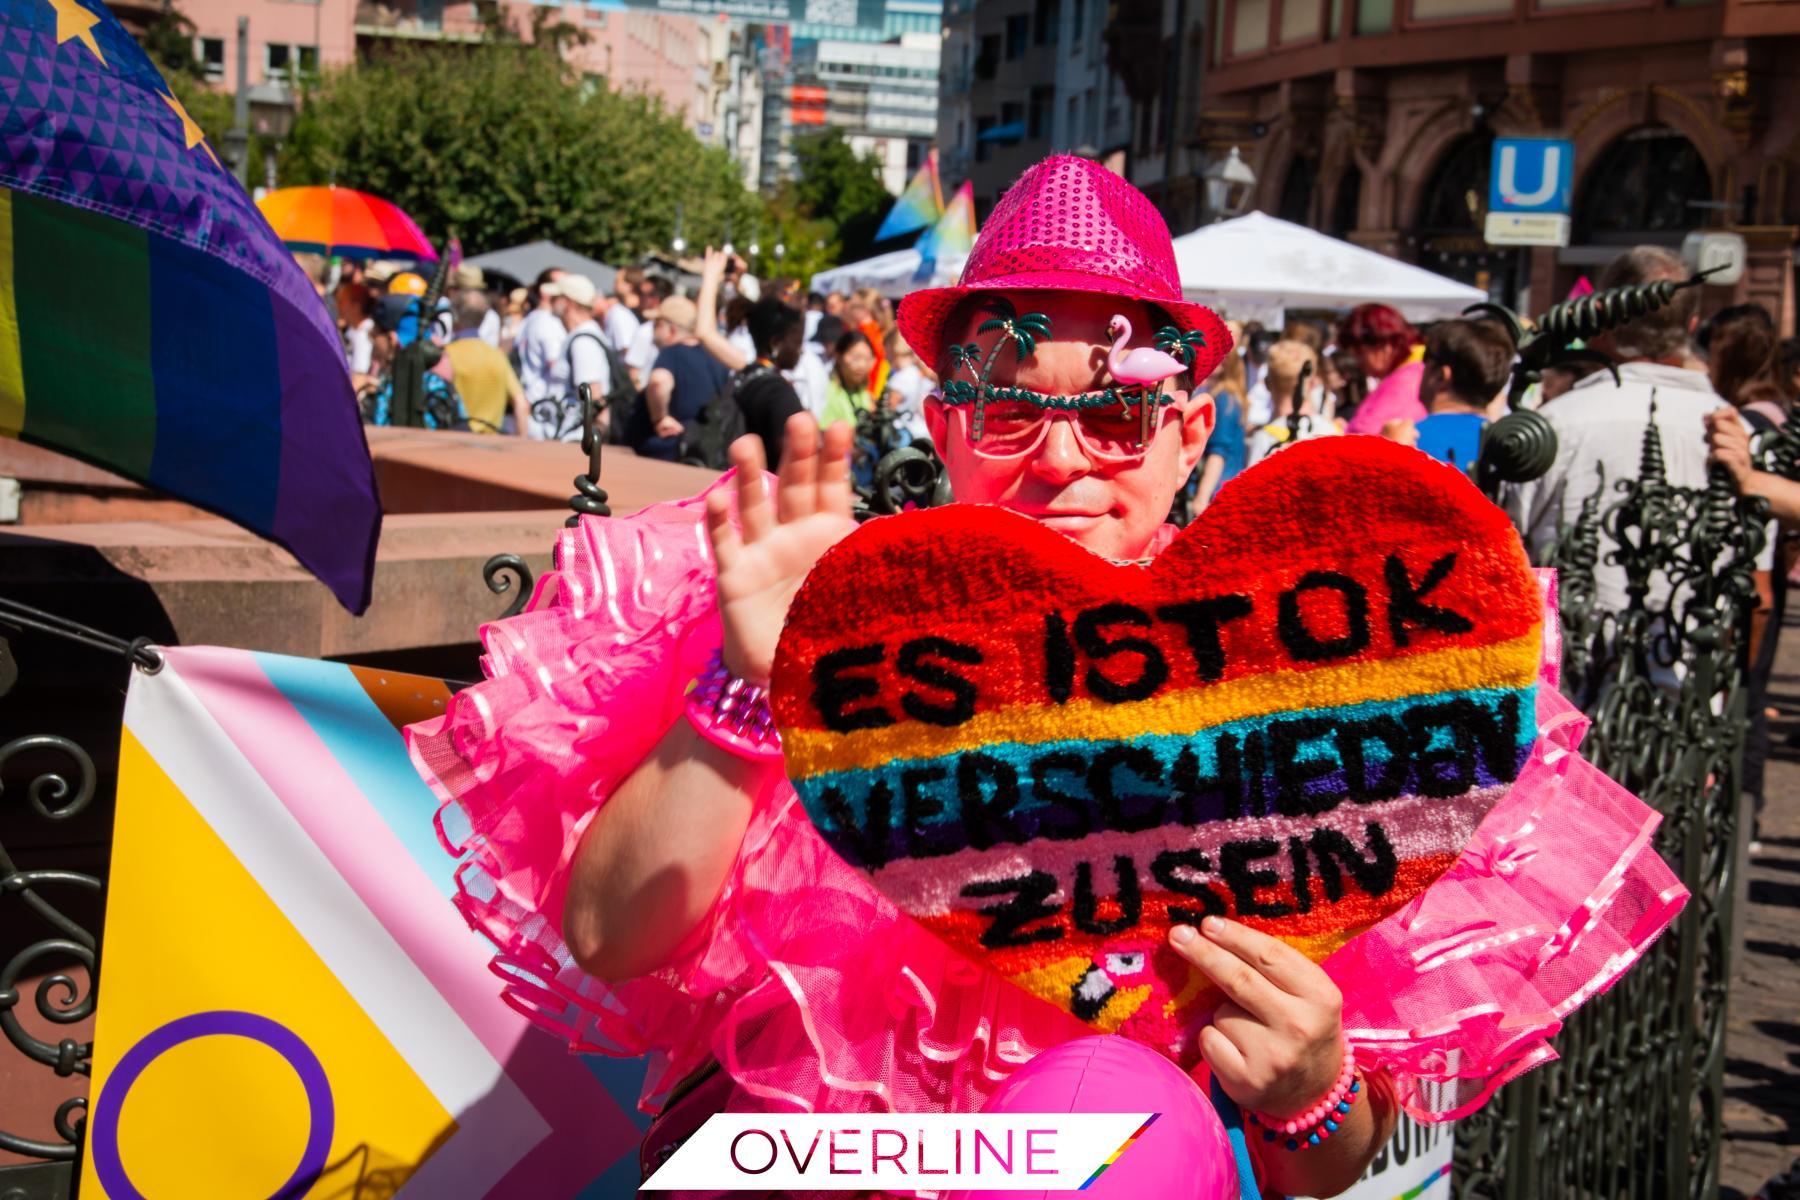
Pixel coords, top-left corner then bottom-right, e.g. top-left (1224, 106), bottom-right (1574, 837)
top-left (105, 0), bottom-right (720, 137)
top-left (108, 0), bottom-right (358, 94)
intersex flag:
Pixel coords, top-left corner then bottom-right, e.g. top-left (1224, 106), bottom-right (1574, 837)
top-left (85, 647), bottom-right (651, 1198)
top-left (0, 0), bottom-right (381, 612)
top-left (874, 148), bottom-right (944, 243)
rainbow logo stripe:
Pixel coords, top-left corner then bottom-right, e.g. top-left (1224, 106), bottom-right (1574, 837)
top-left (1079, 1112), bottom-right (1161, 1189)
top-left (85, 647), bottom-right (650, 1198)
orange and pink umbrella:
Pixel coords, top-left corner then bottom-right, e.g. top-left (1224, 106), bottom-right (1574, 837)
top-left (257, 185), bottom-right (436, 261)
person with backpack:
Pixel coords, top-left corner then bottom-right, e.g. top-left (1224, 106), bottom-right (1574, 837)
top-left (537, 274), bottom-right (637, 444)
top-left (632, 295), bottom-right (731, 462)
top-left (692, 248), bottom-right (808, 467)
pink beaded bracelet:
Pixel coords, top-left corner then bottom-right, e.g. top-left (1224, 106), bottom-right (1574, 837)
top-left (685, 650), bottom-right (783, 761)
top-left (1246, 1041), bottom-right (1360, 1152)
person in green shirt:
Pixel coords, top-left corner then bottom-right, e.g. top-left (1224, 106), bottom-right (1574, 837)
top-left (820, 330), bottom-right (876, 429)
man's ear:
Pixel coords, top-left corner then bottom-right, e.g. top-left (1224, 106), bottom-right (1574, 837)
top-left (1177, 389), bottom-right (1214, 476)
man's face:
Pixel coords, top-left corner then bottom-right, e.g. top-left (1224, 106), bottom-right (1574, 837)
top-left (825, 293), bottom-right (845, 317)
top-left (653, 317), bottom-right (679, 348)
top-left (925, 292), bottom-right (1214, 561)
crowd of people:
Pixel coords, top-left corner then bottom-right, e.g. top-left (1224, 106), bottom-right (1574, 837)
top-left (306, 247), bottom-right (936, 471)
top-left (308, 237), bottom-right (1800, 851)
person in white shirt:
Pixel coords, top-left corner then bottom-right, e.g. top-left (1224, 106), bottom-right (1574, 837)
top-left (537, 273), bottom-right (610, 443)
top-left (1502, 245), bottom-right (1744, 618)
top-left (881, 329), bottom-right (932, 442)
top-left (788, 342), bottom-right (831, 420)
top-left (624, 277), bottom-right (672, 388)
top-left (516, 268), bottom-right (568, 408)
top-left (603, 290), bottom-right (642, 357)
top-left (1246, 339), bottom-right (1337, 463)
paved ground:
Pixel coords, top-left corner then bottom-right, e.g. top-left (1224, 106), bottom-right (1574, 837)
top-left (1721, 610), bottom-right (1800, 1200)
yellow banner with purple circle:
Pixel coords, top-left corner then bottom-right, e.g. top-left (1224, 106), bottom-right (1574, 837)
top-left (82, 646), bottom-right (652, 1197)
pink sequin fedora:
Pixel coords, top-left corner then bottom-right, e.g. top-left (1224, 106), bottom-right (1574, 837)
top-left (898, 155), bottom-right (1232, 382)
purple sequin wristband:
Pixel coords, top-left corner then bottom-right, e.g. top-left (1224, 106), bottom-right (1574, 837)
top-left (685, 650), bottom-right (783, 761)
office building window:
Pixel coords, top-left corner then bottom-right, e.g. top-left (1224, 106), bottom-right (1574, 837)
top-left (977, 33), bottom-right (1000, 77)
top-left (1005, 14), bottom-right (1029, 58)
top-left (1072, 0), bottom-right (1085, 38)
top-left (1028, 86), bottom-right (1052, 139)
top-left (1067, 94), bottom-right (1081, 145)
top-left (196, 36), bottom-right (224, 82)
top-left (976, 114), bottom-right (995, 162)
top-left (1085, 86), bottom-right (1098, 142)
top-left (1035, 0), bottom-right (1060, 43)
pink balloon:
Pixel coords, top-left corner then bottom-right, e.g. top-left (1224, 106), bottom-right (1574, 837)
top-left (952, 1037), bottom-right (1239, 1200)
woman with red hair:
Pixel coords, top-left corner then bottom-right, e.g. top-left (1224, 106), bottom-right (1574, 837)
top-left (1339, 303), bottom-right (1426, 435)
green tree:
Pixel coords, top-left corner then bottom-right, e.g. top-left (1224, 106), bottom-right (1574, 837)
top-left (792, 128), bottom-right (894, 262)
top-left (279, 45), bottom-right (762, 260)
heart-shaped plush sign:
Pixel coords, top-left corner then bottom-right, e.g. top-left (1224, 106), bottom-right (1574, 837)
top-left (770, 437), bottom-right (1541, 1066)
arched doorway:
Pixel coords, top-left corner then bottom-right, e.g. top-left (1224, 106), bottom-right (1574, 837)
top-left (1329, 167), bottom-right (1362, 238)
top-left (1573, 126), bottom-right (1712, 245)
top-left (1410, 130), bottom-right (1515, 301)
top-left (1278, 155), bottom-right (1319, 226)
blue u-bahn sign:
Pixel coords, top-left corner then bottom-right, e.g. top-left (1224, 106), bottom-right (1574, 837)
top-left (1489, 138), bottom-right (1574, 215)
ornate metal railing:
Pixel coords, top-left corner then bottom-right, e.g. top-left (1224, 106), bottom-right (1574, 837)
top-left (0, 632), bottom-right (104, 1200)
top-left (1451, 409), bottom-right (1776, 1199)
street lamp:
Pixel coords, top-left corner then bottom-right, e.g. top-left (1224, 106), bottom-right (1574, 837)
top-left (671, 203), bottom-right (687, 255)
top-left (1201, 146), bottom-right (1257, 223)
top-left (247, 80), bottom-right (295, 194)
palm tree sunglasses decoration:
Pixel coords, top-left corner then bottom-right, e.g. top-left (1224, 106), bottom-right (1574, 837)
top-left (938, 298), bottom-right (1207, 448)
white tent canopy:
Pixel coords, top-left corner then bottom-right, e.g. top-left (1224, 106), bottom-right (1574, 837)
top-left (810, 247), bottom-right (970, 299)
top-left (1171, 212), bottom-right (1485, 325)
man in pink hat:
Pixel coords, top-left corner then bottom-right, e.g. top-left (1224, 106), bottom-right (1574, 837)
top-left (411, 157), bottom-right (1393, 1197)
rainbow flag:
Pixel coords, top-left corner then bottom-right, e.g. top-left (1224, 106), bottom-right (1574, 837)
top-left (86, 647), bottom-right (651, 1198)
top-left (914, 180), bottom-right (976, 279)
top-left (0, 0), bottom-right (381, 613)
top-left (875, 148), bottom-right (944, 243)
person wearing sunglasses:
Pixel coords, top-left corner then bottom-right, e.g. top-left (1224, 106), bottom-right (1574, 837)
top-left (408, 155), bottom-right (1678, 1199)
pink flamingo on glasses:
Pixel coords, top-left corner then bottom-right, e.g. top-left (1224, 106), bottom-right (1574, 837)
top-left (1105, 314), bottom-right (1189, 388)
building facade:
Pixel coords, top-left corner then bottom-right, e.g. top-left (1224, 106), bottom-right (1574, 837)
top-left (125, 0), bottom-right (765, 185)
top-left (1145, 0), bottom-right (1800, 327)
top-left (761, 0), bottom-right (943, 192)
top-left (791, 30), bottom-right (940, 193)
top-left (937, 0), bottom-right (1133, 215)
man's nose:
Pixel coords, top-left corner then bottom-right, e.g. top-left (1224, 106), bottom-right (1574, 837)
top-left (1029, 416), bottom-right (1093, 484)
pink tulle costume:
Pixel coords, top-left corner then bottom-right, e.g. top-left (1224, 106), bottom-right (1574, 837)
top-left (405, 473), bottom-right (1688, 1156)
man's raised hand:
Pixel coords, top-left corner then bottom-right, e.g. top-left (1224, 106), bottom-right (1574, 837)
top-left (704, 413), bottom-right (858, 683)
